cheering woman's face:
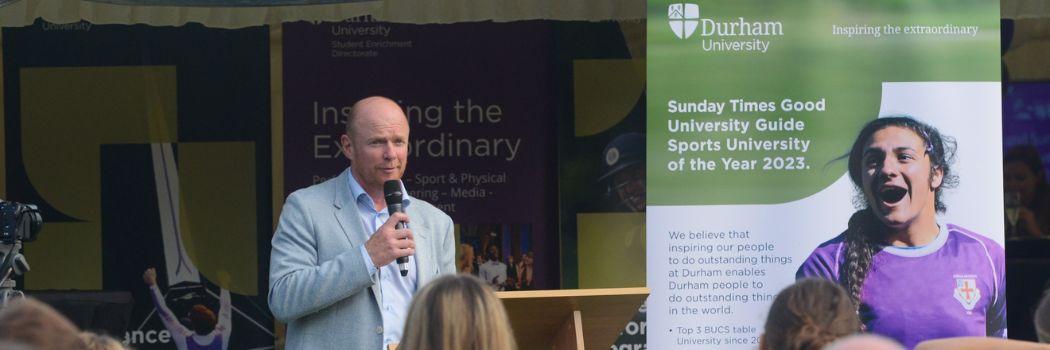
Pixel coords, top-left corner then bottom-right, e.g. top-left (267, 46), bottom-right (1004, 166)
top-left (860, 126), bottom-right (943, 231)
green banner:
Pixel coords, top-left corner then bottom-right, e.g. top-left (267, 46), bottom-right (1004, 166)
top-left (648, 1), bottom-right (998, 205)
top-left (647, 1), bottom-right (1002, 349)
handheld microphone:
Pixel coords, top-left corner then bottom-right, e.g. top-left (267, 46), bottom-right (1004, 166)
top-left (383, 180), bottom-right (409, 277)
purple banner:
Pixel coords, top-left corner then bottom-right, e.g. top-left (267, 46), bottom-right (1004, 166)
top-left (1004, 82), bottom-right (1050, 174)
top-left (283, 18), bottom-right (558, 289)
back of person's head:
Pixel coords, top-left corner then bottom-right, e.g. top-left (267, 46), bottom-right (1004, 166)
top-left (189, 304), bottom-right (217, 335)
top-left (824, 334), bottom-right (904, 350)
top-left (399, 274), bottom-right (516, 350)
top-left (1037, 286), bottom-right (1050, 343)
top-left (79, 332), bottom-right (127, 350)
top-left (761, 278), bottom-right (860, 350)
top-left (0, 297), bottom-right (87, 350)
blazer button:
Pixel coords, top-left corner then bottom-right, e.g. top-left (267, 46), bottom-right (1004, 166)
top-left (376, 326), bottom-right (384, 334)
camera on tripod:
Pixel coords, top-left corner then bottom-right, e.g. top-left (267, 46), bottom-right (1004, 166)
top-left (0, 200), bottom-right (43, 306)
top-left (0, 200), bottom-right (42, 244)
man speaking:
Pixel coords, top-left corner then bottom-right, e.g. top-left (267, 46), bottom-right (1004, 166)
top-left (269, 96), bottom-right (456, 349)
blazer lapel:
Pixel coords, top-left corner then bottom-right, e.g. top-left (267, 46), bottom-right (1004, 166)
top-left (331, 169), bottom-right (383, 305)
top-left (406, 200), bottom-right (433, 284)
top-left (332, 170), bottom-right (368, 247)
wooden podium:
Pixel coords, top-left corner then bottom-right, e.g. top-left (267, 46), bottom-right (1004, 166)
top-left (496, 287), bottom-right (649, 350)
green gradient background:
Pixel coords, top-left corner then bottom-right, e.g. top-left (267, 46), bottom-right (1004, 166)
top-left (647, 1), bottom-right (999, 205)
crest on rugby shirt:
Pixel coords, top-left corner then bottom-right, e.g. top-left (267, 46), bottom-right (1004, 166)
top-left (953, 276), bottom-right (981, 311)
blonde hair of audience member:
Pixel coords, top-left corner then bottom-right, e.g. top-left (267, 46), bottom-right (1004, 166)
top-left (825, 334), bottom-right (904, 350)
top-left (398, 274), bottom-right (516, 350)
top-left (1038, 287), bottom-right (1050, 343)
top-left (457, 243), bottom-right (475, 274)
top-left (759, 278), bottom-right (860, 350)
top-left (80, 332), bottom-right (127, 350)
top-left (0, 297), bottom-right (87, 350)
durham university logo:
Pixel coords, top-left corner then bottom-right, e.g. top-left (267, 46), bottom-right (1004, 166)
top-left (668, 3), bottom-right (700, 39)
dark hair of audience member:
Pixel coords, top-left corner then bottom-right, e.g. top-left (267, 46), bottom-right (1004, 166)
top-left (0, 297), bottom-right (87, 350)
top-left (398, 274), bottom-right (516, 350)
top-left (761, 278), bottom-right (861, 350)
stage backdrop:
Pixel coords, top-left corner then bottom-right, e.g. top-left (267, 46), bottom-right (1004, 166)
top-left (1004, 81), bottom-right (1050, 169)
top-left (280, 18), bottom-right (559, 290)
top-left (551, 20), bottom-right (647, 349)
top-left (1, 20), bottom-right (274, 349)
top-left (646, 1), bottom-right (1001, 349)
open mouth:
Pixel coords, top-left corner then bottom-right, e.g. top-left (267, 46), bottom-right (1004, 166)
top-left (878, 186), bottom-right (908, 204)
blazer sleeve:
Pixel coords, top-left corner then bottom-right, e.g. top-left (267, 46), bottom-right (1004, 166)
top-left (437, 215), bottom-right (456, 275)
top-left (268, 191), bottom-right (375, 322)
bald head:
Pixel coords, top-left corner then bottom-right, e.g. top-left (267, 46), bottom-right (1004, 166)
top-left (340, 95), bottom-right (411, 200)
top-left (824, 334), bottom-right (904, 350)
top-left (346, 96), bottom-right (407, 137)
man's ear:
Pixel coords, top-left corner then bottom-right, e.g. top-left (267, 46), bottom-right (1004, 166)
top-left (758, 334), bottom-right (767, 350)
top-left (341, 134), bottom-right (354, 161)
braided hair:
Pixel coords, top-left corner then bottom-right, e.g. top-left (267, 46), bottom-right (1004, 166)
top-left (841, 116), bottom-right (957, 308)
top-left (763, 278), bottom-right (861, 350)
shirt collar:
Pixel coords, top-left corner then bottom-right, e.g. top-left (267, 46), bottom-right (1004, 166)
top-left (881, 221), bottom-right (948, 257)
top-left (346, 168), bottom-right (412, 211)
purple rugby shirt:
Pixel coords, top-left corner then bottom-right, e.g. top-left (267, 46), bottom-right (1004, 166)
top-left (797, 223), bottom-right (1007, 349)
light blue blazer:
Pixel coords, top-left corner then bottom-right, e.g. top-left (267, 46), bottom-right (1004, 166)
top-left (268, 169), bottom-right (456, 349)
